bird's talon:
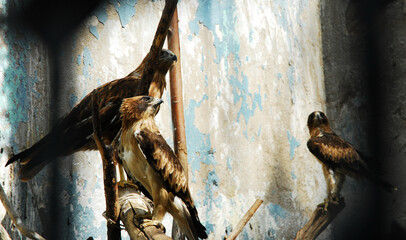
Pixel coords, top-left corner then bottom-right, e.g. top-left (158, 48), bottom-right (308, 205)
top-left (140, 219), bottom-right (165, 232)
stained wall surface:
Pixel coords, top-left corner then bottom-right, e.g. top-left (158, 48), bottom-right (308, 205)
top-left (0, 0), bottom-right (328, 239)
top-left (321, 0), bottom-right (406, 239)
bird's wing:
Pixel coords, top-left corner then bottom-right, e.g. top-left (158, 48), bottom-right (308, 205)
top-left (307, 132), bottom-right (367, 174)
top-left (134, 128), bottom-right (188, 195)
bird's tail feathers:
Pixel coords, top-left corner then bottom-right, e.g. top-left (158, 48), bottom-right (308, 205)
top-left (6, 131), bottom-right (62, 181)
top-left (171, 197), bottom-right (207, 240)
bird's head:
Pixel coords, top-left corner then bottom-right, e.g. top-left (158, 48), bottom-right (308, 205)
top-left (307, 111), bottom-right (332, 137)
top-left (157, 49), bottom-right (177, 73)
top-left (120, 96), bottom-right (164, 123)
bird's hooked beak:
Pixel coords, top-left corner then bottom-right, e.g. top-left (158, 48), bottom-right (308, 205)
top-left (160, 49), bottom-right (177, 62)
top-left (153, 98), bottom-right (164, 107)
top-left (314, 111), bottom-right (322, 120)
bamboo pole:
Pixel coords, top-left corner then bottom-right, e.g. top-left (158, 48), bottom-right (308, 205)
top-left (91, 91), bottom-right (121, 240)
top-left (225, 199), bottom-right (263, 240)
top-left (167, 7), bottom-right (188, 180)
top-left (167, 7), bottom-right (189, 239)
top-left (294, 197), bottom-right (345, 240)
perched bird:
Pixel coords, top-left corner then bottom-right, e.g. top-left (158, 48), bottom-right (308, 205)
top-left (306, 111), bottom-right (397, 204)
top-left (117, 96), bottom-right (207, 240)
top-left (6, 49), bottom-right (177, 181)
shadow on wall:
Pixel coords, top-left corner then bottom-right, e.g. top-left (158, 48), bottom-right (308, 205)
top-left (321, 0), bottom-right (406, 239)
top-left (1, 0), bottom-right (105, 238)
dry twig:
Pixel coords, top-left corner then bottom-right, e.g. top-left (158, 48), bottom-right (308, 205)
top-left (225, 199), bottom-right (263, 240)
top-left (0, 183), bottom-right (45, 240)
top-left (294, 197), bottom-right (345, 240)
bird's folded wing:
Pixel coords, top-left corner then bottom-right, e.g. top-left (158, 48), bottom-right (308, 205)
top-left (307, 133), bottom-right (365, 171)
top-left (134, 129), bottom-right (188, 194)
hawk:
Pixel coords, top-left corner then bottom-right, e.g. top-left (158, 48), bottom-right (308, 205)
top-left (306, 111), bottom-right (396, 204)
top-left (6, 50), bottom-right (177, 181)
top-left (117, 96), bottom-right (207, 240)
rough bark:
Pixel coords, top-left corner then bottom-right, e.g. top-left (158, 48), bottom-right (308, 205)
top-left (91, 92), bottom-right (121, 240)
top-left (294, 198), bottom-right (345, 240)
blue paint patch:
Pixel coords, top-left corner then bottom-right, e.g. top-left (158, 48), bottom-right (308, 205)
top-left (277, 73), bottom-right (282, 79)
top-left (190, 0), bottom-right (264, 130)
top-left (227, 157), bottom-right (232, 170)
top-left (291, 171), bottom-right (297, 180)
top-left (77, 55), bottom-right (81, 65)
top-left (1, 27), bottom-right (42, 152)
top-left (187, 34), bottom-right (193, 41)
top-left (287, 131), bottom-right (300, 160)
top-left (190, 0), bottom-right (240, 64)
top-left (231, 72), bottom-right (263, 124)
top-left (287, 65), bottom-right (296, 104)
top-left (110, 0), bottom-right (138, 28)
top-left (89, 26), bottom-right (99, 39)
top-left (94, 4), bottom-right (108, 24)
top-left (249, 29), bottom-right (254, 43)
top-left (257, 126), bottom-right (262, 137)
top-left (83, 47), bottom-right (93, 79)
top-left (185, 94), bottom-right (217, 181)
top-left (267, 203), bottom-right (289, 221)
top-left (69, 94), bottom-right (79, 108)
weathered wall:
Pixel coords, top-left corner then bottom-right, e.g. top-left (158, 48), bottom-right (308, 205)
top-left (1, 0), bottom-right (329, 239)
top-left (321, 0), bottom-right (406, 238)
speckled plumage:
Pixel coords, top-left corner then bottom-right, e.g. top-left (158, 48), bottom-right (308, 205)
top-left (307, 111), bottom-right (396, 201)
top-left (118, 96), bottom-right (207, 240)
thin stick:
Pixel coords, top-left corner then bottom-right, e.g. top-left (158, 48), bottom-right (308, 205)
top-left (294, 198), bottom-right (345, 240)
top-left (225, 199), bottom-right (264, 240)
top-left (0, 183), bottom-right (45, 240)
top-left (91, 91), bottom-right (120, 240)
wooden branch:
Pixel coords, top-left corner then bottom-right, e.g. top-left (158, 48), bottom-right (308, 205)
top-left (139, 0), bottom-right (178, 94)
top-left (119, 187), bottom-right (172, 240)
top-left (167, 7), bottom-right (188, 240)
top-left (91, 91), bottom-right (120, 240)
top-left (294, 197), bottom-right (345, 240)
top-left (225, 199), bottom-right (263, 240)
top-left (0, 183), bottom-right (45, 240)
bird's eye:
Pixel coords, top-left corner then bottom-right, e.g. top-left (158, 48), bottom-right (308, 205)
top-left (142, 96), bottom-right (152, 102)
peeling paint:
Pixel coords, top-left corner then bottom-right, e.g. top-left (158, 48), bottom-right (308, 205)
top-left (287, 131), bottom-right (300, 160)
top-left (89, 26), bottom-right (99, 39)
top-left (110, 0), bottom-right (138, 28)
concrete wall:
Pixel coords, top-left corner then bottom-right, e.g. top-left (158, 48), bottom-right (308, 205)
top-left (321, 0), bottom-right (406, 238)
top-left (1, 0), bottom-right (329, 239)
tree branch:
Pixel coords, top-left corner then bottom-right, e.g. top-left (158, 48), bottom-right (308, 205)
top-left (91, 91), bottom-right (120, 240)
top-left (0, 183), bottom-right (45, 240)
top-left (294, 198), bottom-right (345, 240)
top-left (139, 0), bottom-right (178, 94)
top-left (119, 187), bottom-right (172, 240)
top-left (225, 199), bottom-right (263, 240)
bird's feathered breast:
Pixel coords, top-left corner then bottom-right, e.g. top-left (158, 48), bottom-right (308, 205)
top-left (307, 132), bottom-right (367, 174)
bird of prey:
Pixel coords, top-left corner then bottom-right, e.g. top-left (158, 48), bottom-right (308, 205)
top-left (306, 111), bottom-right (396, 204)
top-left (117, 96), bottom-right (207, 240)
top-left (6, 49), bottom-right (177, 181)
